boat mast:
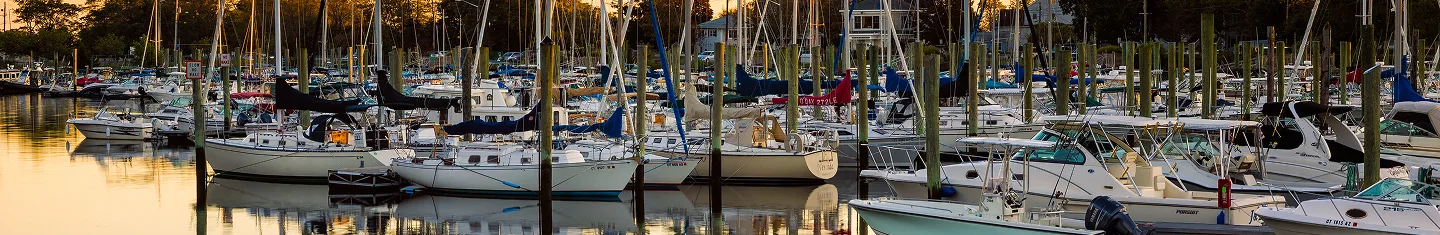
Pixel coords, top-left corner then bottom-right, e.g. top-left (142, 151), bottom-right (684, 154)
top-left (274, 0), bottom-right (282, 76)
top-left (373, 0), bottom-right (384, 70)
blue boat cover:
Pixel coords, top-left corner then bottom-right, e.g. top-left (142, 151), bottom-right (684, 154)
top-left (441, 105), bottom-right (541, 135)
top-left (1393, 56), bottom-right (1437, 103)
top-left (553, 107), bottom-right (625, 138)
top-left (733, 65), bottom-right (842, 97)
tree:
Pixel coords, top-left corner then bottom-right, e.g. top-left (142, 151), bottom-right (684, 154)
top-left (93, 34), bottom-right (127, 56)
top-left (14, 0), bottom-right (83, 30)
top-left (615, 0), bottom-right (713, 49)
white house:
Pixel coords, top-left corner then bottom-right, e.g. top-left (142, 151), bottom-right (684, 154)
top-left (697, 16), bottom-right (739, 52)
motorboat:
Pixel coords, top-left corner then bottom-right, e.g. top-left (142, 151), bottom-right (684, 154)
top-left (67, 108), bottom-right (153, 140)
top-left (1040, 115), bottom-right (1342, 193)
top-left (861, 128), bottom-right (1287, 225)
top-left (852, 138), bottom-right (1108, 235)
top-left (1234, 101), bottom-right (1412, 186)
top-left (1256, 176), bottom-right (1440, 234)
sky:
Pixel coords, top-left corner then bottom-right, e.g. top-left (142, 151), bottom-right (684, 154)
top-left (0, 0), bottom-right (761, 31)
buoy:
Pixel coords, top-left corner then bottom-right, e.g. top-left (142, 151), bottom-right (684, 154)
top-left (940, 186), bottom-right (957, 197)
top-left (502, 181), bottom-right (521, 188)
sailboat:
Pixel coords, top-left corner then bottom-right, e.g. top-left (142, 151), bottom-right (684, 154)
top-left (204, 78), bottom-right (413, 179)
top-left (389, 104), bottom-right (640, 197)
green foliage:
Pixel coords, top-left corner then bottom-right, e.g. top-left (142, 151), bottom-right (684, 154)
top-left (93, 34), bottom-right (127, 56)
top-left (14, 0), bottom-right (82, 30)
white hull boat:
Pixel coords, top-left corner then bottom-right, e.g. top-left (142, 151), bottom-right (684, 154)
top-left (390, 158), bottom-right (639, 197)
top-left (67, 109), bottom-right (153, 140)
top-left (204, 132), bottom-right (411, 179)
top-left (850, 199), bottom-right (1101, 235)
top-left (1256, 178), bottom-right (1440, 235)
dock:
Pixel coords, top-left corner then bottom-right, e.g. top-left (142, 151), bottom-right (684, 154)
top-left (328, 167), bottom-right (407, 193)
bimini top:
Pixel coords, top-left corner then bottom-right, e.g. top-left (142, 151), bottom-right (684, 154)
top-left (1172, 118), bottom-right (1260, 130)
top-left (1260, 101), bottom-right (1354, 118)
top-left (956, 137), bottom-right (1056, 149)
top-left (1040, 115), bottom-right (1179, 127)
top-left (1042, 115), bottom-right (1258, 131)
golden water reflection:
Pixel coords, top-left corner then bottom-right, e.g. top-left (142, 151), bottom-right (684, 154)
top-left (0, 95), bottom-right (867, 234)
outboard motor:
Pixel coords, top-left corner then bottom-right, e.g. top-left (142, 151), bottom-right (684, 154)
top-left (1085, 196), bottom-right (1141, 235)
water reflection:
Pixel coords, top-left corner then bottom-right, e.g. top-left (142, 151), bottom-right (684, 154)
top-left (0, 96), bottom-right (860, 234)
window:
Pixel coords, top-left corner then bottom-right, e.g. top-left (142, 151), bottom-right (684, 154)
top-left (1356, 178), bottom-right (1440, 203)
top-left (667, 139), bottom-right (677, 144)
top-left (836, 130), bottom-right (853, 136)
top-left (653, 138), bottom-right (663, 143)
top-left (486, 116), bottom-right (498, 122)
top-left (521, 158), bottom-right (532, 164)
top-left (503, 116), bottom-right (513, 122)
top-left (1382, 120), bottom-right (1439, 137)
top-left (487, 156), bottom-right (500, 164)
top-left (468, 155), bottom-right (483, 163)
top-left (486, 94), bottom-right (494, 101)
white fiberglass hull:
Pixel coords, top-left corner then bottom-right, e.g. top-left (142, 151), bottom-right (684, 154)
top-left (390, 159), bottom-right (639, 197)
top-left (867, 171), bottom-right (1284, 226)
top-left (204, 139), bottom-right (409, 178)
top-left (68, 120), bottom-right (151, 140)
top-left (637, 158), bottom-right (701, 186)
top-left (850, 199), bottom-right (1100, 235)
top-left (1255, 207), bottom-right (1432, 235)
top-left (655, 149), bottom-right (839, 182)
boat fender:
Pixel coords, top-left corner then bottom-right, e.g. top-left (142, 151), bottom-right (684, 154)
top-left (502, 181), bottom-right (522, 188)
top-left (940, 186), bottom-right (957, 197)
top-left (1085, 196), bottom-right (1141, 235)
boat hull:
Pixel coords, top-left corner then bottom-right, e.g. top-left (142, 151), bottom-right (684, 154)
top-left (68, 120), bottom-right (151, 140)
top-left (636, 158), bottom-right (701, 187)
top-left (871, 174), bottom-right (1283, 226)
top-left (656, 150), bottom-right (839, 183)
top-left (1256, 208), bottom-right (1429, 235)
top-left (390, 159), bottom-right (639, 197)
top-left (850, 199), bottom-right (1099, 235)
top-left (204, 139), bottom-right (409, 179)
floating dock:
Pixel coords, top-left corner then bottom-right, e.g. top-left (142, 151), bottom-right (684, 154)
top-left (328, 167), bottom-right (407, 193)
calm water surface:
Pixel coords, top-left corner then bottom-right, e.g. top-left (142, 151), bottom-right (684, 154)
top-left (0, 95), bottom-right (889, 234)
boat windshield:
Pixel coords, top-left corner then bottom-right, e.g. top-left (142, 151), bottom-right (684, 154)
top-left (1355, 178), bottom-right (1440, 204)
top-left (1013, 130), bottom-right (1122, 165)
top-left (1159, 133), bottom-right (1221, 160)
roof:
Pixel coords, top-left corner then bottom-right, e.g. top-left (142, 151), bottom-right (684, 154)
top-left (956, 137), bottom-right (1056, 148)
top-left (698, 16), bottom-right (732, 29)
top-left (850, 0), bottom-right (913, 11)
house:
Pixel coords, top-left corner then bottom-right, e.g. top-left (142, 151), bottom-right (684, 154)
top-left (978, 1), bottom-right (1075, 51)
top-left (697, 16), bottom-right (739, 52)
top-left (844, 0), bottom-right (916, 49)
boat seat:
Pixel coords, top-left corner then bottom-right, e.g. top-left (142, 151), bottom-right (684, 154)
top-left (1107, 152), bottom-right (1143, 180)
top-left (1230, 153), bottom-right (1258, 173)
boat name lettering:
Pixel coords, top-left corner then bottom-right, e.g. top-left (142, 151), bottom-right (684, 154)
top-left (1382, 206), bottom-right (1419, 212)
top-left (1175, 210), bottom-right (1198, 215)
top-left (591, 165), bottom-right (618, 170)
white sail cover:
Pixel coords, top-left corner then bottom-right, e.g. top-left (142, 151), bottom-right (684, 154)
top-left (683, 84), bottom-right (764, 125)
top-left (1393, 101), bottom-right (1440, 129)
